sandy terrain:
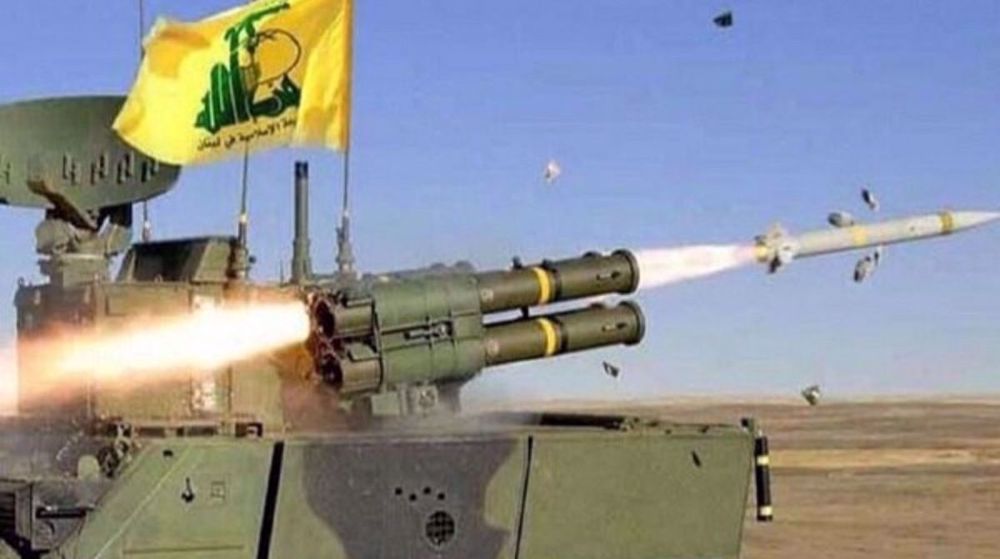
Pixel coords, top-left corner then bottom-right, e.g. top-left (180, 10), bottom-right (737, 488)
top-left (653, 400), bottom-right (1000, 559)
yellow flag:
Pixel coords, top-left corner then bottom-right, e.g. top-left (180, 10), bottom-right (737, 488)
top-left (114, 0), bottom-right (352, 165)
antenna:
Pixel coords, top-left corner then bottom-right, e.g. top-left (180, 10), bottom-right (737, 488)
top-left (238, 147), bottom-right (250, 249)
top-left (335, 150), bottom-right (356, 276)
top-left (229, 146), bottom-right (252, 281)
top-left (291, 161), bottom-right (312, 284)
top-left (138, 0), bottom-right (152, 242)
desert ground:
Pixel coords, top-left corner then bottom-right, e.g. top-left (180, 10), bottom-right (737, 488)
top-left (645, 399), bottom-right (1000, 559)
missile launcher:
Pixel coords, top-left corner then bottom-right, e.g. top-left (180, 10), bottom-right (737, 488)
top-left (1, 93), bottom-right (995, 557)
top-left (2, 89), bottom-right (996, 557)
top-left (0, 97), bottom-right (768, 559)
top-left (307, 251), bottom-right (643, 398)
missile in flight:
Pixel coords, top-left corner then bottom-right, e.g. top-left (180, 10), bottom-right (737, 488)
top-left (754, 210), bottom-right (1000, 274)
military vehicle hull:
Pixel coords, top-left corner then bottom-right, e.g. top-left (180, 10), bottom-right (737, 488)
top-left (2, 417), bottom-right (752, 559)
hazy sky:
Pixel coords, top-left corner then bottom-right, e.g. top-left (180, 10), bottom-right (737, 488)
top-left (0, 1), bottom-right (998, 403)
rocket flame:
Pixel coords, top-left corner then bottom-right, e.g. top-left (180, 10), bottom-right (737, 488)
top-left (57, 302), bottom-right (310, 378)
top-left (634, 244), bottom-right (757, 290)
top-left (15, 302), bottom-right (310, 404)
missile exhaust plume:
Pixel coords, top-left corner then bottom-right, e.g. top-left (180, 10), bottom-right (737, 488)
top-left (634, 245), bottom-right (757, 290)
top-left (15, 301), bottom-right (310, 405)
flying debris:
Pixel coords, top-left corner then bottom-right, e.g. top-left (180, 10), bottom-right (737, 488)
top-left (827, 212), bottom-right (856, 228)
top-left (602, 361), bottom-right (621, 379)
top-left (861, 187), bottom-right (880, 212)
top-left (853, 255), bottom-right (876, 283)
top-left (801, 385), bottom-right (822, 406)
top-left (829, 193), bottom-right (889, 279)
top-left (543, 159), bottom-right (562, 184)
top-left (755, 210), bottom-right (1000, 274)
top-left (713, 11), bottom-right (733, 28)
top-left (853, 245), bottom-right (884, 283)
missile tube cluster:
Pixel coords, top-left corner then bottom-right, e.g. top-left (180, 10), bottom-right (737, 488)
top-left (307, 251), bottom-right (644, 397)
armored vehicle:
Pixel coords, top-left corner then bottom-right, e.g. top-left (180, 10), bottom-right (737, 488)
top-left (0, 96), bottom-right (770, 558)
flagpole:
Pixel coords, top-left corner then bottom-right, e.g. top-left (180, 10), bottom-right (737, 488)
top-left (335, 0), bottom-right (356, 277)
top-left (341, 149), bottom-right (350, 220)
top-left (138, 0), bottom-right (152, 242)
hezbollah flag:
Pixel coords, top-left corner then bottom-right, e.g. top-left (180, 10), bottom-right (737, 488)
top-left (114, 0), bottom-right (352, 165)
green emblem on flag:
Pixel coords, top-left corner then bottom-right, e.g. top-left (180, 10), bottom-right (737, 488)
top-left (195, 2), bottom-right (303, 134)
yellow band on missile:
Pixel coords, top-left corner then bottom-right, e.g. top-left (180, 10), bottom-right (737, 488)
top-left (849, 225), bottom-right (869, 247)
top-left (756, 455), bottom-right (770, 466)
top-left (754, 245), bottom-right (771, 263)
top-left (758, 505), bottom-right (773, 517)
top-left (535, 318), bottom-right (559, 357)
top-left (531, 267), bottom-right (554, 305)
top-left (939, 211), bottom-right (955, 235)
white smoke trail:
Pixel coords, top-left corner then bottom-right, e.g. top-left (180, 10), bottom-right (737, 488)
top-left (634, 244), bottom-right (757, 290)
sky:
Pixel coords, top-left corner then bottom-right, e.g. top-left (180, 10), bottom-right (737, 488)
top-left (0, 1), bottom-right (998, 404)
